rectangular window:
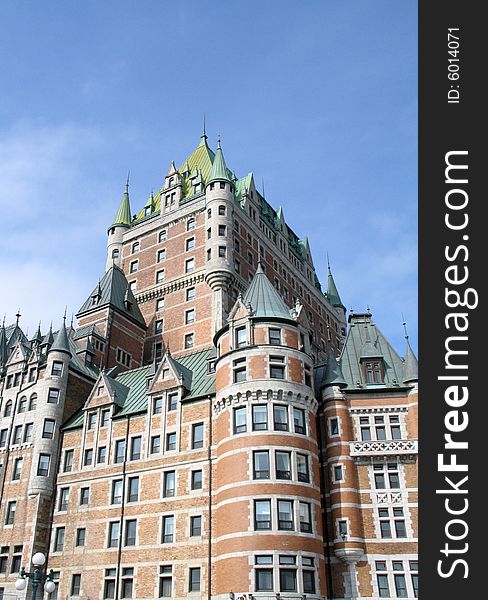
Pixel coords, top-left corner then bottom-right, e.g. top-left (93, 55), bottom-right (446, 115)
top-left (191, 470), bottom-right (203, 490)
top-left (130, 260), bottom-right (138, 273)
top-left (329, 417), bottom-right (339, 436)
top-left (159, 565), bottom-right (172, 597)
top-left (189, 567), bottom-right (201, 592)
top-left (268, 328), bottom-right (281, 345)
top-left (156, 270), bottom-right (165, 284)
top-left (162, 515), bottom-right (174, 543)
top-left (233, 406), bottom-right (247, 434)
top-left (155, 319), bottom-right (164, 334)
top-left (130, 436), bottom-right (141, 460)
top-left (293, 407), bottom-right (306, 434)
top-left (104, 569), bottom-right (116, 599)
top-left (87, 412), bottom-right (97, 430)
top-left (54, 527), bottom-right (65, 551)
top-left (101, 409), bottom-right (110, 427)
top-left (253, 451), bottom-right (270, 479)
top-left (164, 471), bottom-right (176, 497)
top-left (47, 388), bottom-right (60, 403)
top-left (12, 457), bottom-right (23, 480)
top-left (273, 405), bottom-right (289, 431)
top-left (256, 569), bottom-right (273, 591)
top-left (278, 499), bottom-right (294, 530)
top-left (80, 487), bottom-right (89, 505)
top-left (185, 332), bottom-right (195, 349)
top-left (186, 287), bottom-right (195, 301)
top-left (37, 454), bottom-right (50, 476)
top-left (186, 237), bottom-right (195, 251)
top-left (235, 327), bottom-right (247, 348)
top-left (276, 451), bottom-right (291, 480)
top-left (192, 423), bottom-right (204, 449)
top-left (0, 429), bottom-right (7, 448)
top-left (51, 361), bottom-right (63, 376)
top-left (75, 528), bottom-right (86, 547)
top-left (280, 568), bottom-right (297, 592)
top-left (5, 501), bottom-right (16, 525)
top-left (153, 396), bottom-right (163, 414)
top-left (58, 488), bottom-right (69, 511)
top-left (185, 309), bottom-right (195, 324)
top-left (299, 502), bottom-right (312, 533)
top-left (84, 449), bottom-right (93, 466)
top-left (156, 298), bottom-right (165, 312)
top-left (128, 477), bottom-right (139, 502)
top-left (121, 569), bottom-right (134, 599)
top-left (334, 464), bottom-right (344, 481)
top-left (115, 440), bottom-right (126, 463)
top-left (167, 393), bottom-right (178, 411)
top-left (254, 500), bottom-right (272, 530)
top-left (151, 435), bottom-right (161, 454)
top-left (190, 515), bottom-right (202, 537)
top-left (13, 425), bottom-right (22, 444)
top-left (97, 446), bottom-right (107, 463)
top-left (112, 480), bottom-right (123, 505)
top-left (377, 574), bottom-right (390, 598)
top-left (71, 574), bottom-right (81, 596)
top-left (270, 355), bottom-right (285, 379)
top-left (303, 570), bottom-right (316, 593)
top-left (252, 404), bottom-right (268, 431)
top-left (166, 432), bottom-right (176, 451)
top-left (297, 453), bottom-right (310, 483)
top-left (24, 423), bottom-right (33, 443)
top-left (157, 249), bottom-right (166, 262)
top-left (124, 520), bottom-right (137, 546)
top-left (185, 258), bottom-right (195, 273)
top-left (233, 357), bottom-right (246, 382)
top-left (108, 522), bottom-right (120, 548)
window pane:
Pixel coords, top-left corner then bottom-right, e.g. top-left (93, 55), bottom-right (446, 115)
top-left (255, 500), bottom-right (271, 529)
top-left (234, 407), bottom-right (247, 434)
top-left (273, 405), bottom-right (288, 431)
top-left (256, 569), bottom-right (273, 591)
top-left (278, 500), bottom-right (294, 530)
top-left (280, 569), bottom-right (297, 592)
top-left (253, 451), bottom-right (270, 479)
top-left (377, 574), bottom-right (390, 597)
top-left (252, 404), bottom-right (268, 430)
top-left (276, 451), bottom-right (291, 479)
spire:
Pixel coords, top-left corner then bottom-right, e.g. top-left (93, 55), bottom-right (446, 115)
top-left (49, 315), bottom-right (72, 357)
top-left (322, 346), bottom-right (347, 389)
top-left (402, 318), bottom-right (418, 384)
top-left (42, 322), bottom-right (54, 348)
top-left (109, 179), bottom-right (132, 230)
top-left (201, 114), bottom-right (207, 141)
top-left (242, 263), bottom-right (294, 320)
top-left (32, 321), bottom-right (43, 344)
top-left (326, 258), bottom-right (345, 310)
top-left (207, 136), bottom-right (232, 185)
top-left (0, 321), bottom-right (7, 368)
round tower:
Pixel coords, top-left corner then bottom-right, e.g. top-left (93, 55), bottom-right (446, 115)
top-left (319, 348), bottom-right (365, 594)
top-left (204, 138), bottom-right (235, 332)
top-left (213, 266), bottom-right (326, 599)
top-left (106, 180), bottom-right (132, 271)
top-left (28, 318), bottom-right (71, 496)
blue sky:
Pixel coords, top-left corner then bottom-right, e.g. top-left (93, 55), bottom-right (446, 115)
top-left (0, 0), bottom-right (417, 354)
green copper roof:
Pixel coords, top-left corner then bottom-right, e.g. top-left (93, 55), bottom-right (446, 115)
top-left (76, 265), bottom-right (146, 328)
top-left (403, 339), bottom-right (418, 384)
top-left (341, 313), bottom-right (407, 389)
top-left (109, 183), bottom-right (132, 230)
top-left (243, 263), bottom-right (294, 320)
top-left (207, 139), bottom-right (232, 185)
top-left (63, 348), bottom-right (215, 430)
top-left (49, 319), bottom-right (72, 357)
top-left (321, 346), bottom-right (347, 389)
top-left (327, 265), bottom-right (345, 309)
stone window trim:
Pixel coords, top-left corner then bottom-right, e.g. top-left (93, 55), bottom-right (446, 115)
top-left (252, 497), bottom-right (317, 536)
top-left (372, 557), bottom-right (419, 599)
top-left (335, 517), bottom-right (351, 541)
top-left (355, 412), bottom-right (405, 442)
top-left (251, 553), bottom-right (318, 596)
top-left (331, 462), bottom-right (346, 483)
top-left (328, 416), bottom-right (341, 438)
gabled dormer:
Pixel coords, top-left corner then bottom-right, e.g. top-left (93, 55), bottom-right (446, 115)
top-left (147, 350), bottom-right (192, 397)
top-left (161, 161), bottom-right (182, 210)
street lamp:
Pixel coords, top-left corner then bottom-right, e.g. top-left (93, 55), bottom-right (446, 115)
top-left (15, 552), bottom-right (56, 599)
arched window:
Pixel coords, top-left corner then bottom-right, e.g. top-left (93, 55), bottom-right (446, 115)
top-left (131, 241), bottom-right (140, 254)
top-left (29, 393), bottom-right (38, 411)
top-left (18, 397), bottom-right (27, 413)
top-left (4, 400), bottom-right (13, 417)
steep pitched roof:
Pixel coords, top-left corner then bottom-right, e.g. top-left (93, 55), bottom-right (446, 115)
top-left (321, 346), bottom-right (347, 389)
top-left (109, 182), bottom-right (132, 230)
top-left (242, 263), bottom-right (294, 321)
top-left (207, 139), bottom-right (232, 185)
top-left (340, 312), bottom-right (407, 389)
top-left (63, 348), bottom-right (215, 430)
top-left (76, 265), bottom-right (146, 328)
top-left (327, 265), bottom-right (345, 310)
top-left (0, 324), bottom-right (7, 367)
top-left (403, 339), bottom-right (418, 384)
top-left (50, 319), bottom-right (72, 357)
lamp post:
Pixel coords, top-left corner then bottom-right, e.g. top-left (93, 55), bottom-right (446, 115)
top-left (14, 552), bottom-right (56, 599)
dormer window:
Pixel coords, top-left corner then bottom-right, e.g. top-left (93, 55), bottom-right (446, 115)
top-left (144, 206), bottom-right (151, 216)
top-left (235, 327), bottom-right (247, 349)
top-left (364, 360), bottom-right (384, 384)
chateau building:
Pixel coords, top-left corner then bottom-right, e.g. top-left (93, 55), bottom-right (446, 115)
top-left (0, 131), bottom-right (418, 600)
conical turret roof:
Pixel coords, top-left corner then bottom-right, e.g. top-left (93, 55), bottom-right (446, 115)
top-left (207, 138), bottom-right (232, 185)
top-left (327, 263), bottom-right (345, 310)
top-left (403, 338), bottom-right (418, 384)
top-left (322, 346), bottom-right (347, 389)
top-left (50, 318), bottom-right (72, 357)
top-left (0, 323), bottom-right (7, 367)
top-left (243, 263), bottom-right (294, 320)
top-left (109, 182), bottom-right (132, 230)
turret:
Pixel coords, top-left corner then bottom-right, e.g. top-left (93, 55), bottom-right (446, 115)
top-left (403, 338), bottom-right (418, 386)
top-left (28, 317), bottom-right (72, 496)
top-left (106, 179), bottom-right (132, 271)
top-left (204, 137), bottom-right (236, 332)
top-left (212, 265), bottom-right (326, 598)
top-left (0, 321), bottom-right (7, 376)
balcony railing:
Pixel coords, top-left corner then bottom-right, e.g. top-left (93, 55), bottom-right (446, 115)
top-left (350, 439), bottom-right (418, 458)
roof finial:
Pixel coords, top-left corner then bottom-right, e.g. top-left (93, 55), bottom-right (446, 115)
top-left (262, 177), bottom-right (265, 198)
top-left (63, 306), bottom-right (67, 321)
top-left (217, 131), bottom-right (221, 149)
top-left (202, 113), bottom-right (207, 139)
top-left (402, 313), bottom-right (409, 340)
top-left (70, 313), bottom-right (74, 329)
top-left (15, 309), bottom-right (21, 326)
top-left (327, 252), bottom-right (331, 271)
top-left (126, 170), bottom-right (130, 190)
